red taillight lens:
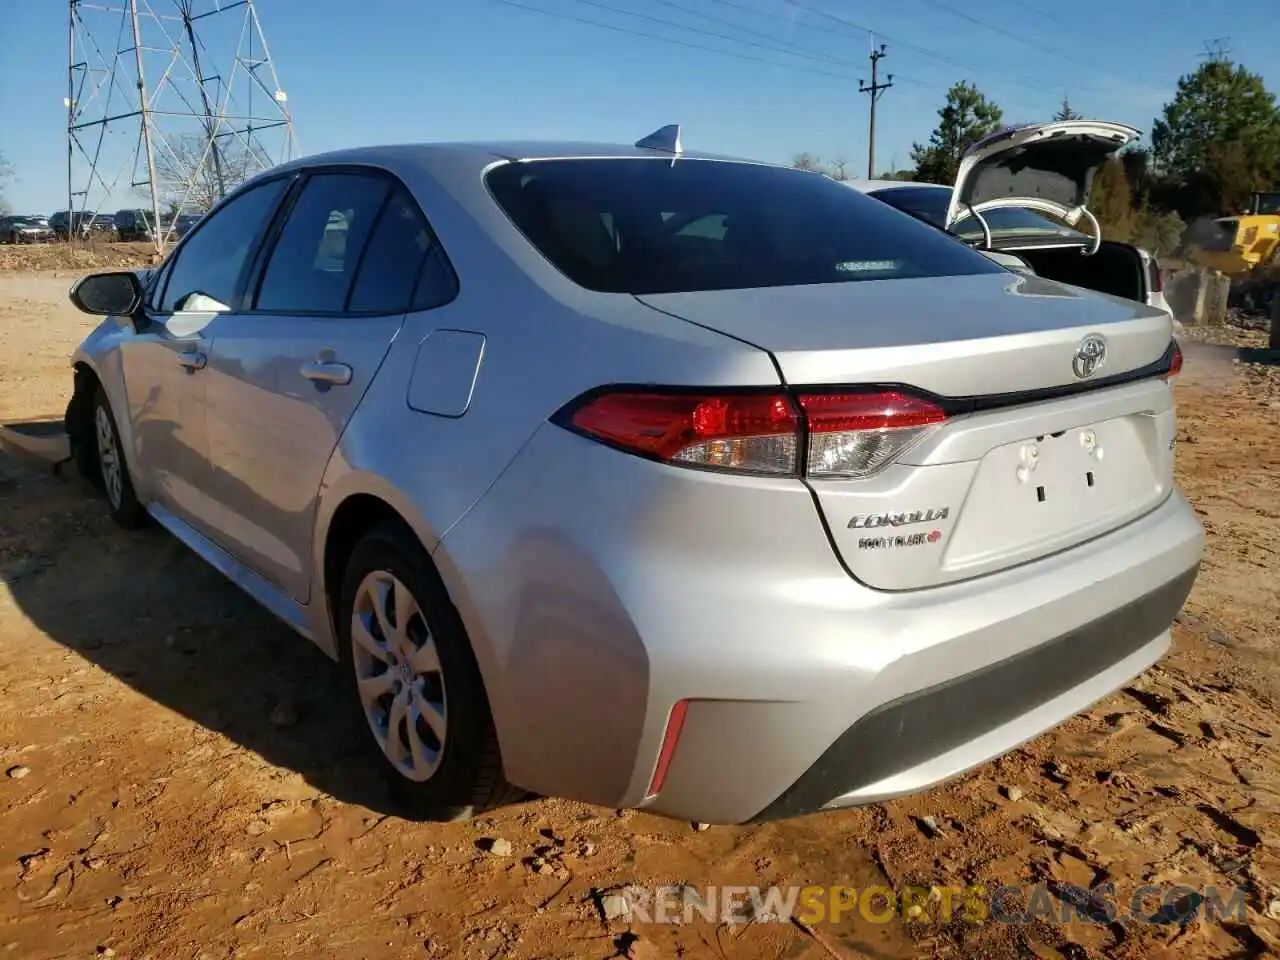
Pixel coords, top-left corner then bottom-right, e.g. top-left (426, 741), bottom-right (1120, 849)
top-left (563, 390), bottom-right (800, 474)
top-left (1167, 339), bottom-right (1183, 380)
top-left (799, 391), bottom-right (948, 479)
top-left (558, 387), bottom-right (948, 479)
top-left (1149, 258), bottom-right (1164, 293)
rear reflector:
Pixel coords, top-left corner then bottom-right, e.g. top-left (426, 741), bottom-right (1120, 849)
top-left (647, 699), bottom-right (689, 797)
top-left (557, 387), bottom-right (948, 479)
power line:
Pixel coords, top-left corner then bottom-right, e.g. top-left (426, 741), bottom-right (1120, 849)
top-left (910, 0), bottom-right (1109, 74)
top-left (988, 0), bottom-right (1122, 49)
top-left (563, 0), bottom-right (869, 68)
top-left (490, 0), bottom-right (866, 82)
top-left (492, 0), bottom-right (1052, 118)
top-left (645, 0), bottom-right (865, 68)
top-left (776, 0), bottom-right (1117, 98)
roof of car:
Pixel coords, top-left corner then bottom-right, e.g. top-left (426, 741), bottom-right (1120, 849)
top-left (844, 179), bottom-right (949, 194)
top-left (272, 140), bottom-right (779, 173)
top-left (285, 138), bottom-right (757, 167)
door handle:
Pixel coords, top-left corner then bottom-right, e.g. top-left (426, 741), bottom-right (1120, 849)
top-left (177, 350), bottom-right (206, 370)
top-left (301, 359), bottom-right (353, 386)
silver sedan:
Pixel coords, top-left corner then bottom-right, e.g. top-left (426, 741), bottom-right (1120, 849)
top-left (63, 127), bottom-right (1203, 824)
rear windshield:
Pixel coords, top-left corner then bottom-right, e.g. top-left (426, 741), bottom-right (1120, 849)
top-left (485, 158), bottom-right (1003, 295)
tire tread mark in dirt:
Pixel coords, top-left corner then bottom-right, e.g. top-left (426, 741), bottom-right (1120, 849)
top-left (1195, 803), bottom-right (1261, 848)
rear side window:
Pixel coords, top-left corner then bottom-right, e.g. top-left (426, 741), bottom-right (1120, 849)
top-left (347, 185), bottom-right (455, 313)
top-left (485, 159), bottom-right (1002, 295)
top-left (255, 172), bottom-right (389, 313)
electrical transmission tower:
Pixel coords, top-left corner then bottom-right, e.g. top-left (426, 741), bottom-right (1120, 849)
top-left (1199, 38), bottom-right (1232, 63)
top-left (66, 0), bottom-right (298, 253)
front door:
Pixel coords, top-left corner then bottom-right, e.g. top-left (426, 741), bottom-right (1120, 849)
top-left (121, 175), bottom-right (292, 537)
top-left (118, 308), bottom-right (216, 530)
top-left (198, 170), bottom-right (437, 601)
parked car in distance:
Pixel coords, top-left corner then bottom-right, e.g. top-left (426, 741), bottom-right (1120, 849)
top-left (1, 214), bottom-right (55, 244)
top-left (171, 212), bottom-right (202, 239)
top-left (112, 209), bottom-right (159, 242)
top-left (850, 121), bottom-right (1172, 321)
top-left (49, 210), bottom-right (119, 242)
top-left (63, 127), bottom-right (1203, 825)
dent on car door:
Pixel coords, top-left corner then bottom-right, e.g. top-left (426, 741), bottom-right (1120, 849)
top-left (119, 176), bottom-right (290, 534)
top-left (199, 171), bottom-right (452, 602)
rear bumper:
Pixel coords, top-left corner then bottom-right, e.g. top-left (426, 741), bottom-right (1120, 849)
top-left (750, 563), bottom-right (1195, 822)
top-left (440, 423), bottom-right (1204, 825)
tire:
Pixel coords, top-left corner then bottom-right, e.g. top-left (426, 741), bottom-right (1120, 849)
top-left (336, 522), bottom-right (521, 821)
top-left (90, 386), bottom-right (146, 529)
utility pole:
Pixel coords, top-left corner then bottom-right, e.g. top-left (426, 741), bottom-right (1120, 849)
top-left (859, 43), bottom-right (894, 179)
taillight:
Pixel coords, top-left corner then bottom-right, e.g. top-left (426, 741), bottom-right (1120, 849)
top-left (1149, 258), bottom-right (1164, 293)
top-left (560, 390), bottom-right (800, 474)
top-left (1166, 339), bottom-right (1183, 381)
top-left (556, 387), bottom-right (947, 479)
top-left (799, 391), bottom-right (948, 478)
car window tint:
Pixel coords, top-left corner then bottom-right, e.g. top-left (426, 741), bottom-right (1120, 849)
top-left (867, 187), bottom-right (950, 227)
top-left (346, 186), bottom-right (435, 313)
top-left (147, 256), bottom-right (175, 310)
top-left (255, 172), bottom-right (389, 314)
top-left (486, 159), bottom-right (1002, 295)
top-left (159, 178), bottom-right (288, 312)
top-left (412, 246), bottom-right (460, 311)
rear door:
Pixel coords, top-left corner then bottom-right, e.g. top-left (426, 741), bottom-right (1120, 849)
top-left (198, 169), bottom-right (447, 602)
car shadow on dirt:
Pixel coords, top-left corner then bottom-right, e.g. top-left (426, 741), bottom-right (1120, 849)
top-left (0, 442), bottom-right (440, 819)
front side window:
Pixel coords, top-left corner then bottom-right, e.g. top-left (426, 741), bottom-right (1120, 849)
top-left (159, 178), bottom-right (288, 312)
top-left (254, 172), bottom-right (390, 314)
top-left (485, 159), bottom-right (1003, 295)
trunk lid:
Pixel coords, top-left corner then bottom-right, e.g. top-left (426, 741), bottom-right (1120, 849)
top-left (945, 120), bottom-right (1140, 233)
top-left (637, 274), bottom-right (1177, 590)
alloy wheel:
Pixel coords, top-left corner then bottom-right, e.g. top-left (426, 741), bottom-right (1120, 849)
top-left (94, 405), bottom-right (123, 510)
top-left (350, 570), bottom-right (448, 782)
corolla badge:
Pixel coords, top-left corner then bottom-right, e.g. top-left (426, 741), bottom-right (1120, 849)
top-left (848, 507), bottom-right (949, 530)
top-left (1072, 334), bottom-right (1107, 379)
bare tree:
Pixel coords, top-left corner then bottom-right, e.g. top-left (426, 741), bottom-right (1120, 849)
top-left (827, 155), bottom-right (850, 181)
top-left (792, 152), bottom-right (823, 172)
top-left (153, 133), bottom-right (267, 213)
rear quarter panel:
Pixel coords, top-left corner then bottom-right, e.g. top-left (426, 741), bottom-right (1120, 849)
top-left (307, 152), bottom-right (779, 657)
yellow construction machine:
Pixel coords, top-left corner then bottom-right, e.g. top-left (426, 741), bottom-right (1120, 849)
top-left (1188, 191), bottom-right (1280, 277)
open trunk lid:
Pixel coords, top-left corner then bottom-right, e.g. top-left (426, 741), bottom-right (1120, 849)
top-left (637, 273), bottom-right (1178, 590)
top-left (945, 120), bottom-right (1140, 234)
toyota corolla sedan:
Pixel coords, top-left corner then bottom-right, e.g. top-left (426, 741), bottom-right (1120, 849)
top-left (63, 126), bottom-right (1203, 824)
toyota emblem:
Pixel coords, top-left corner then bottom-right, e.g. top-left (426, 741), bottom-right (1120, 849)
top-left (1072, 334), bottom-right (1107, 379)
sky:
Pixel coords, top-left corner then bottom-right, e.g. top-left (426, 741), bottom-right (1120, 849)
top-left (1, 0), bottom-right (1278, 213)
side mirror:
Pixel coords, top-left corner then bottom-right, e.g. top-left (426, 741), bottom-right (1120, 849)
top-left (69, 271), bottom-right (144, 322)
